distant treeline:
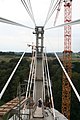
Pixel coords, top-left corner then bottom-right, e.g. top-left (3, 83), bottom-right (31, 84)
top-left (0, 51), bottom-right (32, 57)
top-left (0, 51), bottom-right (56, 57)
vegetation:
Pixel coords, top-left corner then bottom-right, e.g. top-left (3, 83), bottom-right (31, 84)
top-left (0, 52), bottom-right (80, 120)
top-left (48, 58), bottom-right (80, 120)
top-left (0, 53), bottom-right (31, 104)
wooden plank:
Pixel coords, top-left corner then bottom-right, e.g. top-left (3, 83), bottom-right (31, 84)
top-left (0, 96), bottom-right (25, 117)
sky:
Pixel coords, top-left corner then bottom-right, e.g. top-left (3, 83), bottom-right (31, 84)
top-left (0, 0), bottom-right (80, 52)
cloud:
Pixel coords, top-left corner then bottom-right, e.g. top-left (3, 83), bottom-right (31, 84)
top-left (0, 0), bottom-right (80, 52)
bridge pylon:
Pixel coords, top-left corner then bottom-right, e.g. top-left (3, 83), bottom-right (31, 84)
top-left (33, 26), bottom-right (44, 102)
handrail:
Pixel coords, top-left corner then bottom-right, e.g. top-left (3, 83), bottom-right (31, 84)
top-left (45, 51), bottom-right (55, 119)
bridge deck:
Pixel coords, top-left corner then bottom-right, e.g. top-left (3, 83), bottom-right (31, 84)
top-left (9, 107), bottom-right (68, 120)
top-left (33, 106), bottom-right (44, 118)
top-left (31, 107), bottom-right (68, 120)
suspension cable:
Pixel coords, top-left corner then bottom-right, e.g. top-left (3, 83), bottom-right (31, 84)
top-left (29, 53), bottom-right (35, 97)
top-left (26, 55), bottom-right (34, 98)
top-left (21, 0), bottom-right (33, 20)
top-left (46, 0), bottom-right (61, 25)
top-left (0, 17), bottom-right (34, 30)
top-left (45, 50), bottom-right (55, 119)
top-left (26, 47), bottom-right (36, 99)
top-left (48, 0), bottom-right (59, 21)
top-left (54, 0), bottom-right (63, 26)
top-left (44, 50), bottom-right (51, 103)
top-left (44, 0), bottom-right (55, 27)
top-left (54, 52), bottom-right (80, 102)
top-left (29, 63), bottom-right (34, 97)
top-left (21, 0), bottom-right (36, 26)
top-left (44, 0), bottom-right (57, 26)
top-left (21, 0), bottom-right (35, 24)
top-left (33, 52), bottom-right (37, 102)
top-left (0, 51), bottom-right (26, 99)
top-left (44, 0), bottom-right (61, 27)
top-left (27, 0), bottom-right (36, 25)
top-left (45, 19), bottom-right (80, 30)
top-left (42, 53), bottom-right (46, 101)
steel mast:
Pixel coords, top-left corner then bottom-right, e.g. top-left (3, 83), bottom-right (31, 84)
top-left (62, 0), bottom-right (72, 120)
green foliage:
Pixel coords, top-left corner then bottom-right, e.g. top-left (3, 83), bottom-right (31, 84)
top-left (72, 62), bottom-right (80, 73)
top-left (0, 54), bottom-right (80, 120)
top-left (48, 59), bottom-right (80, 120)
top-left (48, 59), bottom-right (62, 112)
top-left (0, 57), bottom-right (30, 104)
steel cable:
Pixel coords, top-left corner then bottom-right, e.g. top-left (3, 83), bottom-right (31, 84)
top-left (21, 0), bottom-right (34, 23)
top-left (54, 0), bottom-right (63, 26)
top-left (54, 52), bottom-right (80, 102)
top-left (0, 17), bottom-right (34, 29)
top-left (44, 0), bottom-right (55, 27)
top-left (21, 0), bottom-right (36, 26)
top-left (0, 51), bottom-right (26, 99)
top-left (45, 19), bottom-right (80, 30)
top-left (27, 0), bottom-right (36, 25)
top-left (44, 0), bottom-right (62, 27)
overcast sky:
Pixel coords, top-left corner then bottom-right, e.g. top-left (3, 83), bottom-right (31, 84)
top-left (0, 0), bottom-right (80, 52)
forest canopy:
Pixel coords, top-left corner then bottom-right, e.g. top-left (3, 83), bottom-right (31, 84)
top-left (0, 52), bottom-right (80, 120)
